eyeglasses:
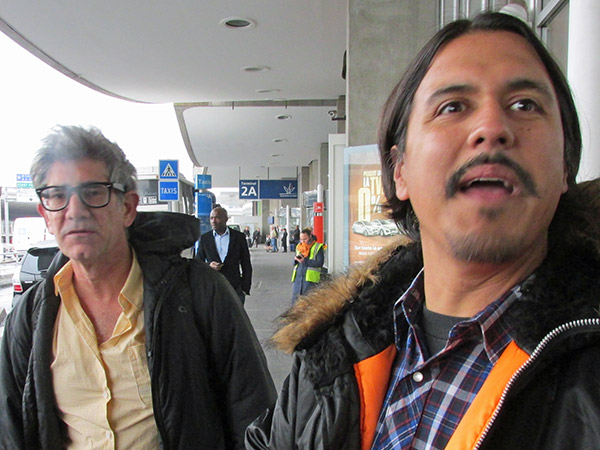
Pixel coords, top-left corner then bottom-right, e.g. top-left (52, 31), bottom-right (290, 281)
top-left (36, 182), bottom-right (125, 211)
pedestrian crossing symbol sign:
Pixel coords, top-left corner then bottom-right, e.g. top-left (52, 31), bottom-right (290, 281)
top-left (159, 160), bottom-right (179, 179)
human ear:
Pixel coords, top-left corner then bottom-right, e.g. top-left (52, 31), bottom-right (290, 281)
top-left (122, 191), bottom-right (139, 227)
top-left (392, 145), bottom-right (409, 201)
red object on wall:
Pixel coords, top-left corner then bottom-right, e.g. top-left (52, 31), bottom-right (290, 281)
top-left (313, 202), bottom-right (324, 243)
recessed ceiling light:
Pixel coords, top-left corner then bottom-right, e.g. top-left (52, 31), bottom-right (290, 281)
top-left (256, 88), bottom-right (281, 94)
top-left (276, 114), bottom-right (292, 120)
top-left (220, 17), bottom-right (256, 29)
top-left (241, 65), bottom-right (270, 73)
top-left (272, 138), bottom-right (287, 143)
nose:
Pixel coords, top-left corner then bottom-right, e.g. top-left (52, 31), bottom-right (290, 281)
top-left (64, 190), bottom-right (91, 219)
top-left (467, 101), bottom-right (515, 150)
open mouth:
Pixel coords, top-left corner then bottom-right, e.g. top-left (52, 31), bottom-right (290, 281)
top-left (459, 177), bottom-right (515, 194)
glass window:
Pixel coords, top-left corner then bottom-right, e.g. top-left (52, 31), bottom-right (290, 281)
top-left (543, 3), bottom-right (570, 74)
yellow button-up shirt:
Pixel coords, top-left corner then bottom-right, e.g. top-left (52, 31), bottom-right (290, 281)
top-left (51, 251), bottom-right (159, 449)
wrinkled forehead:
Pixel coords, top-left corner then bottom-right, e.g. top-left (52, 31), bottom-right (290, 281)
top-left (414, 31), bottom-right (556, 105)
top-left (45, 158), bottom-right (110, 186)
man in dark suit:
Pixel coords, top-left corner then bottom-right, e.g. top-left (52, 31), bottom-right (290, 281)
top-left (197, 206), bottom-right (252, 305)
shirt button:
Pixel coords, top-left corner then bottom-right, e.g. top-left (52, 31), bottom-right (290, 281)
top-left (103, 391), bottom-right (110, 399)
top-left (413, 371), bottom-right (424, 383)
top-left (105, 431), bottom-right (112, 439)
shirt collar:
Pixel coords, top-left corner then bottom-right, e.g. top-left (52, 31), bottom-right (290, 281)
top-left (394, 269), bottom-right (530, 364)
top-left (213, 227), bottom-right (230, 238)
top-left (54, 248), bottom-right (143, 315)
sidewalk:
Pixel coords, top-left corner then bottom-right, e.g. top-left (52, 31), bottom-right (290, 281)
top-left (244, 246), bottom-right (295, 391)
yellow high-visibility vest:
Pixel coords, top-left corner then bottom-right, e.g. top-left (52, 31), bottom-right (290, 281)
top-left (291, 242), bottom-right (323, 283)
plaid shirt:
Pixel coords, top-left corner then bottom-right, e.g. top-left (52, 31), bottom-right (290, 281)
top-left (371, 270), bottom-right (530, 450)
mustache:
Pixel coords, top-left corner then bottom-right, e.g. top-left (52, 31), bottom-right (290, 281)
top-left (445, 153), bottom-right (539, 199)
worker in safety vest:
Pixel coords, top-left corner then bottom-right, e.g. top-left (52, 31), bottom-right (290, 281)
top-left (291, 229), bottom-right (324, 303)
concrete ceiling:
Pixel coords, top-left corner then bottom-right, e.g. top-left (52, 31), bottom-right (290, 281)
top-left (0, 1), bottom-right (346, 173)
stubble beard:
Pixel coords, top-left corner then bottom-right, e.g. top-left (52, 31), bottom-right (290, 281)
top-left (445, 206), bottom-right (527, 264)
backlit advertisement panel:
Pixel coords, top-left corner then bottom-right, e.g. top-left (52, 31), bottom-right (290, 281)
top-left (344, 145), bottom-right (400, 266)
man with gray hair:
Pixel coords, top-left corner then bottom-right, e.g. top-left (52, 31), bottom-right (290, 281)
top-left (0, 125), bottom-right (275, 449)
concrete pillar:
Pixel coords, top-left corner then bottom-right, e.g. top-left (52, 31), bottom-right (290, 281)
top-left (347, 0), bottom-right (438, 147)
top-left (568, 0), bottom-right (600, 180)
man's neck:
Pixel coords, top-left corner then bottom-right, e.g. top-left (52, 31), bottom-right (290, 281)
top-left (420, 238), bottom-right (546, 318)
top-left (214, 227), bottom-right (228, 236)
top-left (71, 247), bottom-right (133, 306)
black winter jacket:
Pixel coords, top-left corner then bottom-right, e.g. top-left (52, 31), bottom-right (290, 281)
top-left (246, 185), bottom-right (600, 450)
top-left (0, 212), bottom-right (276, 450)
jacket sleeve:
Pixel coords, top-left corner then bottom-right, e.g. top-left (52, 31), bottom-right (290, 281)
top-left (245, 353), bottom-right (306, 449)
top-left (193, 266), bottom-right (276, 449)
top-left (197, 235), bottom-right (208, 262)
top-left (0, 290), bottom-right (35, 449)
top-left (239, 233), bottom-right (252, 294)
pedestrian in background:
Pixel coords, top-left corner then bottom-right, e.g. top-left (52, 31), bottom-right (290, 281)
top-left (290, 229), bottom-right (324, 303)
top-left (197, 206), bottom-right (252, 305)
top-left (252, 228), bottom-right (261, 248)
top-left (281, 228), bottom-right (288, 253)
top-left (290, 225), bottom-right (300, 252)
top-left (270, 226), bottom-right (278, 253)
top-left (244, 226), bottom-right (251, 247)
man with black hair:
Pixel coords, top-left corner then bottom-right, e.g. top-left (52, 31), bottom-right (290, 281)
top-left (246, 11), bottom-right (600, 450)
top-left (198, 206), bottom-right (253, 305)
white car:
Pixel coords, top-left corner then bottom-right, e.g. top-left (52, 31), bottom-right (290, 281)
top-left (351, 220), bottom-right (378, 236)
top-left (370, 219), bottom-right (400, 236)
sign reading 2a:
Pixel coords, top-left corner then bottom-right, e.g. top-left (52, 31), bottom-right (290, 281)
top-left (239, 180), bottom-right (259, 199)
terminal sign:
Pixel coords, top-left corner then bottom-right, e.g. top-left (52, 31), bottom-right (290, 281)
top-left (239, 180), bottom-right (259, 199)
top-left (239, 179), bottom-right (297, 199)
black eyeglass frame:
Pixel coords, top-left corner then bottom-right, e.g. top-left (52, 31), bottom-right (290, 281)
top-left (36, 181), bottom-right (126, 212)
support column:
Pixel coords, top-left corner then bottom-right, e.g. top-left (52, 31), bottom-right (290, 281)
top-left (568, 0), bottom-right (600, 180)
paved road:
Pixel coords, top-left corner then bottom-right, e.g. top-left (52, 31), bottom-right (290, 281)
top-left (244, 246), bottom-right (295, 391)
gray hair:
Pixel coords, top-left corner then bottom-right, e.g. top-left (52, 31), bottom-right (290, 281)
top-left (30, 125), bottom-right (137, 192)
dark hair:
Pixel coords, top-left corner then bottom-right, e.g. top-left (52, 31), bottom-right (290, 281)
top-left (31, 125), bottom-right (137, 193)
top-left (378, 12), bottom-right (581, 240)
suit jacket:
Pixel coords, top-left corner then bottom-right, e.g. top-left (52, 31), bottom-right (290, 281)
top-left (197, 227), bottom-right (252, 294)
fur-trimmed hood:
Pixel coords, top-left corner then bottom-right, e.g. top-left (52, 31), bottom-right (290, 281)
top-left (272, 180), bottom-right (600, 383)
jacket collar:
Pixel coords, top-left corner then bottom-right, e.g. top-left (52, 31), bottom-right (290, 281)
top-left (272, 180), bottom-right (600, 384)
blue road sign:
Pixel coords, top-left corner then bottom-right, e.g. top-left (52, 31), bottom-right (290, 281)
top-left (260, 180), bottom-right (297, 199)
top-left (196, 192), bottom-right (214, 215)
top-left (159, 160), bottom-right (178, 179)
top-left (17, 173), bottom-right (32, 182)
top-left (196, 174), bottom-right (212, 189)
top-left (239, 180), bottom-right (259, 199)
top-left (158, 180), bottom-right (179, 201)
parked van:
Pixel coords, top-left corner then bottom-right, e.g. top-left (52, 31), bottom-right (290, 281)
top-left (12, 217), bottom-right (51, 258)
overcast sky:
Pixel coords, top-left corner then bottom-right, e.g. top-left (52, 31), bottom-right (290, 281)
top-left (0, 32), bottom-right (193, 188)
